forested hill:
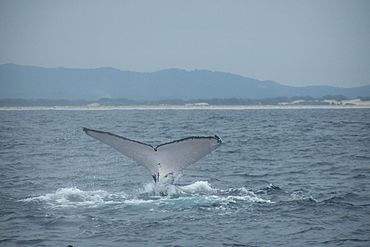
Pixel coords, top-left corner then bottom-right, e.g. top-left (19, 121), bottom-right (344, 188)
top-left (1, 64), bottom-right (369, 100)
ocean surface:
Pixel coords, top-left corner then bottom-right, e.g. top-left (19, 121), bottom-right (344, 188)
top-left (1, 108), bottom-right (369, 246)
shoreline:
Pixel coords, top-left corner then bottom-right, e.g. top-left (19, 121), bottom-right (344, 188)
top-left (1, 104), bottom-right (370, 110)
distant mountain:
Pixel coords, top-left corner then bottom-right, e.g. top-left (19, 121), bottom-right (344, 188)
top-left (1, 63), bottom-right (369, 100)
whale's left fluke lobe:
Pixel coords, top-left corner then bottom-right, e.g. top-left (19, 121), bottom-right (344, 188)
top-left (83, 128), bottom-right (159, 175)
top-left (83, 128), bottom-right (222, 182)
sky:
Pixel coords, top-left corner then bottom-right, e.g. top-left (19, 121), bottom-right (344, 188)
top-left (0, 0), bottom-right (369, 87)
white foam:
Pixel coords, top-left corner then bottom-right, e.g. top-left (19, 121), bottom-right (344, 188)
top-left (290, 191), bottom-right (317, 202)
top-left (139, 182), bottom-right (181, 197)
top-left (123, 198), bottom-right (155, 205)
top-left (225, 194), bottom-right (272, 203)
top-left (21, 187), bottom-right (125, 208)
top-left (239, 187), bottom-right (272, 202)
top-left (202, 188), bottom-right (272, 204)
top-left (20, 183), bottom-right (272, 209)
top-left (138, 181), bottom-right (215, 198)
top-left (179, 181), bottom-right (215, 193)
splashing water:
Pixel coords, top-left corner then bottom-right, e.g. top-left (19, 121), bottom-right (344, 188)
top-left (20, 187), bottom-right (126, 208)
top-left (21, 181), bottom-right (278, 209)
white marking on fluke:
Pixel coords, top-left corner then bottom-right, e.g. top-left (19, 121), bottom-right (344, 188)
top-left (83, 128), bottom-right (222, 183)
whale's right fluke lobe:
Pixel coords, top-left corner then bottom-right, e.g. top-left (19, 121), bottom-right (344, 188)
top-left (83, 128), bottom-right (222, 181)
top-left (155, 136), bottom-right (222, 178)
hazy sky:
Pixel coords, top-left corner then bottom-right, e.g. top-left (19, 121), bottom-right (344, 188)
top-left (0, 0), bottom-right (369, 87)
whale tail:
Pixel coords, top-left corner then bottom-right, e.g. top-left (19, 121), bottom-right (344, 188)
top-left (83, 128), bottom-right (222, 182)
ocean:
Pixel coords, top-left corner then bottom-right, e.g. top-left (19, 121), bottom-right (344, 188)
top-left (0, 108), bottom-right (369, 246)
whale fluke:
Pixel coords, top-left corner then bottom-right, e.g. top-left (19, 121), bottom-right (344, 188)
top-left (83, 128), bottom-right (222, 182)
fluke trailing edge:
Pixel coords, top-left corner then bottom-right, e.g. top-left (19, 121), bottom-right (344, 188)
top-left (83, 128), bottom-right (222, 183)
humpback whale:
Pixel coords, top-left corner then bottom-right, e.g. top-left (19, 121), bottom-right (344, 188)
top-left (83, 128), bottom-right (222, 182)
